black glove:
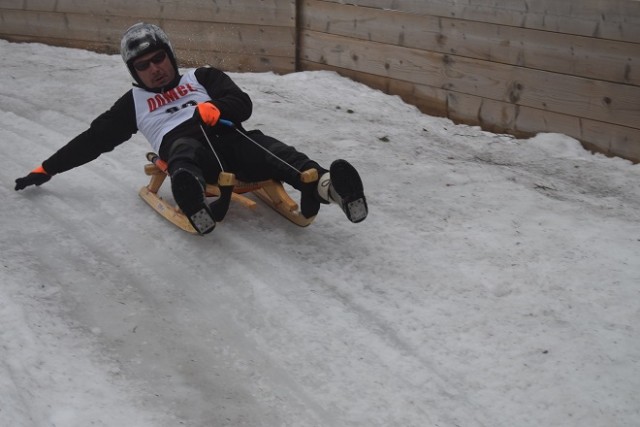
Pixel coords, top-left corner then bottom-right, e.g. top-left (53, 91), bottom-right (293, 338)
top-left (15, 166), bottom-right (51, 191)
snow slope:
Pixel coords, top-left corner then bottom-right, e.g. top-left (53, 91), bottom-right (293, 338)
top-left (1, 40), bottom-right (639, 427)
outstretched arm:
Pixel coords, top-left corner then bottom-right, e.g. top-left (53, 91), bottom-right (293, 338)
top-left (15, 91), bottom-right (138, 191)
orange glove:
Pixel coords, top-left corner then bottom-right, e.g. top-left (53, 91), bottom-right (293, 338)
top-left (195, 102), bottom-right (221, 126)
top-left (15, 165), bottom-right (51, 191)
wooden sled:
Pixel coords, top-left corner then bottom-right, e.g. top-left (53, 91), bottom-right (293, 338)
top-left (138, 153), bottom-right (318, 234)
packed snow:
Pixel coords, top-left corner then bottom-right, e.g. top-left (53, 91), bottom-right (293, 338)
top-left (1, 39), bottom-right (639, 427)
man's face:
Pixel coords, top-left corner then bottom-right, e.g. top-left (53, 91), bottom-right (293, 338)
top-left (132, 49), bottom-right (176, 89)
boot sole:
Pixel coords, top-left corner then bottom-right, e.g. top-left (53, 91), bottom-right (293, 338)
top-left (171, 169), bottom-right (216, 234)
top-left (330, 160), bottom-right (368, 223)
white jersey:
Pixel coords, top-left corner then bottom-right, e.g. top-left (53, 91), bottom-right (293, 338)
top-left (132, 69), bottom-right (211, 152)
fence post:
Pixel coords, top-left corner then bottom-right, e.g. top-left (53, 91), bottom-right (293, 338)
top-left (295, 0), bottom-right (302, 72)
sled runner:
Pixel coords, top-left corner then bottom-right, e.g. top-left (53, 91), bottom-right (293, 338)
top-left (139, 153), bottom-right (318, 234)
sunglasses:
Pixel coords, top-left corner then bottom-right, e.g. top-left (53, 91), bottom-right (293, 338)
top-left (133, 50), bottom-right (168, 71)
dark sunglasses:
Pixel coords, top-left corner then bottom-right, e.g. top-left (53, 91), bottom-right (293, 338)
top-left (133, 50), bottom-right (167, 71)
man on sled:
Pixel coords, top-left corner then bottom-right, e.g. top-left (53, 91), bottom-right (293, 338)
top-left (15, 23), bottom-right (368, 234)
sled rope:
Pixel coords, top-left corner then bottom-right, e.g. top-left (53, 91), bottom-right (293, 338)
top-left (219, 119), bottom-right (305, 177)
top-left (200, 124), bottom-right (226, 172)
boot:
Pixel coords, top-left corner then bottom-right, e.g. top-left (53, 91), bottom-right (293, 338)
top-left (300, 180), bottom-right (321, 219)
top-left (171, 168), bottom-right (216, 234)
top-left (317, 160), bottom-right (368, 223)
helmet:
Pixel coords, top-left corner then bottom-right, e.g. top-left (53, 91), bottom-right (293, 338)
top-left (120, 23), bottom-right (178, 87)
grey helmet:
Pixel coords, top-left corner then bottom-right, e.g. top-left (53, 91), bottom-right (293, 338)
top-left (120, 23), bottom-right (178, 88)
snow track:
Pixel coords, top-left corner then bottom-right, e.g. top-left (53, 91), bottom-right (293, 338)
top-left (1, 40), bottom-right (639, 426)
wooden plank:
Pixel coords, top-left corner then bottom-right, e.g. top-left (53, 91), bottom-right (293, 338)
top-left (11, 0), bottom-right (296, 27)
top-left (436, 19), bottom-right (640, 86)
top-left (302, 0), bottom-right (640, 85)
top-left (446, 92), bottom-right (582, 137)
top-left (0, 34), bottom-right (119, 55)
top-left (582, 121), bottom-right (640, 162)
top-left (158, 0), bottom-right (295, 27)
top-left (176, 48), bottom-right (294, 73)
top-left (448, 91), bottom-right (640, 162)
top-left (388, 79), bottom-right (449, 119)
top-left (0, 9), bottom-right (137, 46)
top-left (0, 10), bottom-right (295, 72)
top-left (299, 59), bottom-right (449, 117)
top-left (0, 0), bottom-right (32, 9)
top-left (301, 30), bottom-right (640, 129)
top-left (0, 10), bottom-right (294, 56)
top-left (163, 20), bottom-right (295, 58)
top-left (313, 0), bottom-right (640, 43)
top-left (300, 30), bottom-right (435, 84)
top-left (0, 35), bottom-right (294, 74)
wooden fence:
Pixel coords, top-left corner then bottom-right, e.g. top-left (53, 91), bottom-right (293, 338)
top-left (1, 0), bottom-right (639, 162)
top-left (299, 0), bottom-right (640, 163)
top-left (0, 0), bottom-right (297, 73)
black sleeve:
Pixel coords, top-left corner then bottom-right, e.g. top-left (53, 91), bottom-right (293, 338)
top-left (194, 67), bottom-right (253, 124)
top-left (42, 91), bottom-right (138, 176)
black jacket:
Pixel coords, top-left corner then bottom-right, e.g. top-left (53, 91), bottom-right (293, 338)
top-left (42, 67), bottom-right (252, 175)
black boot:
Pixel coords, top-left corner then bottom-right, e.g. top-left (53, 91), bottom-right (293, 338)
top-left (171, 168), bottom-right (216, 234)
top-left (322, 160), bottom-right (368, 223)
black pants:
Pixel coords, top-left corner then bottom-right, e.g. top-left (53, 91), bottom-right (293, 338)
top-left (160, 127), bottom-right (326, 191)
